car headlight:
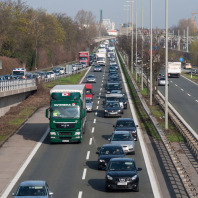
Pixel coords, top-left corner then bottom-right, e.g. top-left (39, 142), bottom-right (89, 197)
top-left (99, 159), bottom-right (105, 162)
top-left (107, 175), bottom-right (113, 180)
top-left (75, 132), bottom-right (81, 135)
top-left (131, 175), bottom-right (138, 180)
top-left (132, 131), bottom-right (136, 134)
top-left (50, 132), bottom-right (56, 135)
top-left (118, 110), bottom-right (121, 112)
top-left (128, 145), bottom-right (133, 148)
top-left (104, 110), bottom-right (108, 112)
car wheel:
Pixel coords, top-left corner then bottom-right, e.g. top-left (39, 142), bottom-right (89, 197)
top-left (133, 184), bottom-right (139, 192)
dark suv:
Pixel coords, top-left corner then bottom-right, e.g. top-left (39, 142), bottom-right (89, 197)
top-left (114, 118), bottom-right (138, 141)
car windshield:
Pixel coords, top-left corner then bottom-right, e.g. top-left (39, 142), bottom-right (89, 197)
top-left (86, 99), bottom-right (92, 103)
top-left (52, 107), bottom-right (80, 118)
top-left (111, 90), bottom-right (122, 94)
top-left (79, 57), bottom-right (88, 60)
top-left (107, 84), bottom-right (120, 89)
top-left (86, 89), bottom-right (92, 94)
top-left (109, 161), bottom-right (135, 171)
top-left (15, 185), bottom-right (47, 196)
top-left (106, 102), bottom-right (120, 108)
top-left (112, 133), bottom-right (133, 141)
top-left (116, 120), bottom-right (135, 128)
top-left (100, 147), bottom-right (124, 155)
top-left (88, 75), bottom-right (95, 78)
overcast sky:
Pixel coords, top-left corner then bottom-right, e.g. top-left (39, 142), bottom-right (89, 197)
top-left (22, 0), bottom-right (198, 29)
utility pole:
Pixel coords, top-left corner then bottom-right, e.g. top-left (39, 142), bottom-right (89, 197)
top-left (150, 0), bottom-right (153, 105)
top-left (131, 1), bottom-right (134, 73)
top-left (187, 26), bottom-right (189, 53)
top-left (141, 0), bottom-right (144, 90)
top-left (135, 0), bottom-right (138, 81)
top-left (165, 0), bottom-right (169, 130)
top-left (178, 30), bottom-right (180, 51)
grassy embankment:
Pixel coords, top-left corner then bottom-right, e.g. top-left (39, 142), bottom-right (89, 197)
top-left (0, 70), bottom-right (86, 144)
top-left (117, 51), bottom-right (184, 142)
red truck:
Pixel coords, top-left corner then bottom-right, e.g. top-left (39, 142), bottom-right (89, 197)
top-left (79, 51), bottom-right (89, 66)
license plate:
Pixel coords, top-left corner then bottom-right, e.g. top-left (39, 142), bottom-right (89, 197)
top-left (62, 140), bottom-right (69, 142)
top-left (110, 112), bottom-right (117, 114)
top-left (117, 182), bottom-right (127, 185)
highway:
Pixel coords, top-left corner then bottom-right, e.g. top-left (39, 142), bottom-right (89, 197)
top-left (158, 74), bottom-right (198, 134)
top-left (4, 58), bottom-right (188, 198)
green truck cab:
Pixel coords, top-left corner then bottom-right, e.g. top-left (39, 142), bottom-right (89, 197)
top-left (46, 85), bottom-right (86, 143)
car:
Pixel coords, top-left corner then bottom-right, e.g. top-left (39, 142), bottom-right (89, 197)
top-left (110, 61), bottom-right (117, 66)
top-left (109, 66), bottom-right (117, 73)
top-left (52, 69), bottom-right (61, 76)
top-left (105, 158), bottom-right (141, 192)
top-left (106, 82), bottom-right (122, 94)
top-left (86, 97), bottom-right (93, 112)
top-left (4, 75), bottom-right (13, 81)
top-left (110, 90), bottom-right (122, 94)
top-left (12, 180), bottom-right (53, 197)
top-left (105, 93), bottom-right (124, 111)
top-left (0, 75), bottom-right (6, 81)
top-left (46, 71), bottom-right (55, 79)
top-left (104, 101), bottom-right (122, 117)
top-left (158, 77), bottom-right (169, 86)
top-left (114, 118), bottom-right (138, 141)
top-left (109, 131), bottom-right (135, 154)
top-left (96, 144), bottom-right (125, 170)
top-left (86, 74), bottom-right (96, 83)
top-left (93, 65), bottom-right (102, 72)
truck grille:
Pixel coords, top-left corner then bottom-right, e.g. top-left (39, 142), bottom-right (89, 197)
top-left (55, 122), bottom-right (76, 129)
top-left (59, 132), bottom-right (73, 136)
top-left (59, 137), bottom-right (72, 140)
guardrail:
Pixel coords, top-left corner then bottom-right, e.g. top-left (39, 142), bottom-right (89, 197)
top-left (117, 49), bottom-right (198, 197)
top-left (0, 79), bottom-right (36, 92)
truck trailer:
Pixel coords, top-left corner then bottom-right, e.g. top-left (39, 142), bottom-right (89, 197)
top-left (168, 62), bottom-right (181, 78)
top-left (79, 51), bottom-right (89, 66)
top-left (46, 84), bottom-right (86, 143)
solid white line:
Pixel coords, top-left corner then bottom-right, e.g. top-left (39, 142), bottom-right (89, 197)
top-left (187, 93), bottom-right (191, 96)
top-left (79, 67), bottom-right (92, 84)
top-left (91, 127), bottom-right (95, 133)
top-left (117, 52), bottom-right (162, 198)
top-left (89, 138), bottom-right (92, 145)
top-left (78, 191), bottom-right (83, 198)
top-left (93, 118), bottom-right (96, 123)
top-left (181, 75), bottom-right (198, 86)
top-left (82, 168), bottom-right (87, 180)
top-left (96, 106), bottom-right (98, 110)
top-left (181, 89), bottom-right (184, 91)
top-left (98, 101), bottom-right (100, 104)
top-left (86, 151), bottom-right (90, 160)
top-left (1, 128), bottom-right (50, 198)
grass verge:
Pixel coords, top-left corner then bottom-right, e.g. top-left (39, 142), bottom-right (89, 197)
top-left (182, 72), bottom-right (198, 83)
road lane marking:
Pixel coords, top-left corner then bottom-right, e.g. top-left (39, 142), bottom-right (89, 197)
top-left (100, 88), bottom-right (102, 91)
top-left (98, 101), bottom-right (100, 104)
top-left (187, 93), bottom-right (191, 97)
top-left (196, 100), bottom-right (198, 103)
top-left (93, 118), bottom-right (96, 123)
top-left (95, 112), bottom-right (98, 116)
top-left (98, 96), bottom-right (100, 99)
top-left (89, 138), bottom-right (92, 145)
top-left (86, 151), bottom-right (90, 160)
top-left (1, 128), bottom-right (50, 198)
top-left (99, 92), bottom-right (101, 95)
top-left (82, 168), bottom-right (87, 180)
top-left (101, 84), bottom-right (103, 86)
top-left (102, 80), bottom-right (103, 83)
top-left (181, 89), bottom-right (184, 91)
top-left (96, 106), bottom-right (98, 109)
top-left (170, 81), bottom-right (173, 83)
top-left (78, 191), bottom-right (83, 198)
top-left (91, 127), bottom-right (95, 133)
top-left (175, 84), bottom-right (178, 86)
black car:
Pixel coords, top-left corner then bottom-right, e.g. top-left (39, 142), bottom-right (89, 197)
top-left (96, 144), bottom-right (125, 170)
top-left (104, 101), bottom-right (122, 118)
top-left (105, 158), bottom-right (141, 192)
top-left (106, 82), bottom-right (122, 94)
top-left (114, 118), bottom-right (138, 141)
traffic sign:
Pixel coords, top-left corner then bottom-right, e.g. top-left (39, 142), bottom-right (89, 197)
top-left (179, 58), bottom-right (183, 62)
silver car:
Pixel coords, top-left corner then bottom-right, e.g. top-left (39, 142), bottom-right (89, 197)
top-left (109, 131), bottom-right (135, 154)
top-left (86, 98), bottom-right (93, 112)
top-left (12, 180), bottom-right (53, 197)
top-left (86, 74), bottom-right (96, 83)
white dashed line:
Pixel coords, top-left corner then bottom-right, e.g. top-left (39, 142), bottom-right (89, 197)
top-left (98, 101), bottom-right (100, 104)
top-left (78, 191), bottom-right (83, 198)
top-left (196, 100), bottom-right (198, 103)
top-left (101, 84), bottom-right (103, 86)
top-left (93, 118), bottom-right (96, 123)
top-left (175, 84), bottom-right (178, 87)
top-left (181, 89), bottom-right (184, 91)
top-left (99, 93), bottom-right (101, 95)
top-left (100, 88), bottom-right (102, 91)
top-left (96, 106), bottom-right (98, 109)
top-left (187, 93), bottom-right (191, 97)
top-left (91, 127), bottom-right (95, 133)
top-left (89, 138), bottom-right (92, 145)
top-left (86, 151), bottom-right (90, 160)
top-left (102, 80), bottom-right (103, 83)
top-left (95, 112), bottom-right (98, 116)
top-left (170, 81), bottom-right (173, 83)
top-left (82, 168), bottom-right (87, 180)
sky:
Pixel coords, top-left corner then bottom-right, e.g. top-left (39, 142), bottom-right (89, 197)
top-left (21, 0), bottom-right (198, 30)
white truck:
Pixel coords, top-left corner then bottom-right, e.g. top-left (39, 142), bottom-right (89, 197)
top-left (168, 62), bottom-right (181, 78)
top-left (96, 52), bottom-right (106, 66)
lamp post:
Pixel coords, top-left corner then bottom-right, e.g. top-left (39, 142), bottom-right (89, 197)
top-left (135, 0), bottom-right (138, 81)
top-left (141, 0), bottom-right (144, 90)
top-left (150, 0), bottom-right (153, 105)
top-left (165, 0), bottom-right (169, 130)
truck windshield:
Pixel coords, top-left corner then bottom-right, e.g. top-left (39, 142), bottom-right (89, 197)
top-left (79, 57), bottom-right (88, 60)
top-left (12, 71), bottom-right (25, 76)
top-left (52, 107), bottom-right (80, 118)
